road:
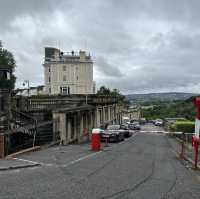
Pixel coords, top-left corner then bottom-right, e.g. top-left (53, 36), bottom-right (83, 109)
top-left (1, 124), bottom-right (200, 199)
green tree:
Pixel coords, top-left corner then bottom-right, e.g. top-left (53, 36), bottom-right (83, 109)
top-left (141, 99), bottom-right (196, 121)
top-left (111, 88), bottom-right (126, 105)
top-left (97, 86), bottom-right (126, 105)
top-left (97, 86), bottom-right (111, 95)
top-left (0, 41), bottom-right (16, 89)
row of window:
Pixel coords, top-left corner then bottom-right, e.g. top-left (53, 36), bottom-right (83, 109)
top-left (48, 75), bottom-right (79, 83)
top-left (49, 65), bottom-right (76, 72)
top-left (47, 65), bottom-right (80, 84)
top-left (49, 65), bottom-right (82, 72)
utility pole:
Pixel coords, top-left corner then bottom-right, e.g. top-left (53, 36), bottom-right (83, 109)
top-left (23, 80), bottom-right (30, 97)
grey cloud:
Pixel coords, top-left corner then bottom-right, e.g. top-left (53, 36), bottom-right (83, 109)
top-left (0, 0), bottom-right (200, 93)
top-left (96, 56), bottom-right (123, 77)
top-left (0, 0), bottom-right (53, 29)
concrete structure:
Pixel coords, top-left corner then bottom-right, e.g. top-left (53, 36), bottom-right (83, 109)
top-left (0, 67), bottom-right (13, 131)
top-left (13, 94), bottom-right (122, 145)
top-left (15, 86), bottom-right (45, 96)
top-left (43, 47), bottom-right (95, 95)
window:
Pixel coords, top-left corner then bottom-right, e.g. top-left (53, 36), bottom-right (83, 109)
top-left (62, 87), bottom-right (68, 94)
top-left (0, 97), bottom-right (4, 111)
top-left (48, 76), bottom-right (51, 83)
top-left (63, 65), bottom-right (66, 71)
top-left (76, 67), bottom-right (78, 80)
top-left (49, 87), bottom-right (51, 94)
top-left (63, 75), bottom-right (66, 81)
top-left (60, 86), bottom-right (70, 95)
top-left (49, 67), bottom-right (51, 72)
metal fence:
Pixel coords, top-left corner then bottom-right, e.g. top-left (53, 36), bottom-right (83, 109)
top-left (172, 132), bottom-right (200, 169)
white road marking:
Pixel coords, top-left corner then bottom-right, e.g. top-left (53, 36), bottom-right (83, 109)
top-left (140, 130), bottom-right (167, 134)
top-left (62, 151), bottom-right (102, 167)
top-left (13, 151), bottom-right (102, 168)
top-left (13, 158), bottom-right (41, 165)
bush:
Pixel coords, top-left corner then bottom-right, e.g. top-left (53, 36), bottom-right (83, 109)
top-left (170, 121), bottom-right (195, 133)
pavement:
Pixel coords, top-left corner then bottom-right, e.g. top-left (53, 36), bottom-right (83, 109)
top-left (1, 124), bottom-right (200, 198)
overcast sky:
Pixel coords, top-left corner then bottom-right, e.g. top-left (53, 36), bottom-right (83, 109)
top-left (1, 0), bottom-right (200, 94)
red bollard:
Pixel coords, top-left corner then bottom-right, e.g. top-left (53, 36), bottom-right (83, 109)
top-left (91, 129), bottom-right (101, 151)
top-left (192, 136), bottom-right (199, 169)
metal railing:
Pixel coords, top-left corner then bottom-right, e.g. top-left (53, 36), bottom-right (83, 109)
top-left (16, 95), bottom-right (117, 111)
top-left (11, 109), bottom-right (38, 147)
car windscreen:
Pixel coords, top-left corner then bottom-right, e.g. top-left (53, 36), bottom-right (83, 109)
top-left (107, 125), bottom-right (120, 130)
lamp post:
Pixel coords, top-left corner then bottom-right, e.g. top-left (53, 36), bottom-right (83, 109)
top-left (23, 80), bottom-right (30, 97)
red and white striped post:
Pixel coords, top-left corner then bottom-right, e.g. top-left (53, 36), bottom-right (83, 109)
top-left (193, 98), bottom-right (200, 169)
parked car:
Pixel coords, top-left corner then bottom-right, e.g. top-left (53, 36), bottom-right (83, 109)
top-left (128, 122), bottom-right (141, 130)
top-left (154, 119), bottom-right (163, 126)
top-left (122, 117), bottom-right (130, 124)
top-left (139, 118), bottom-right (146, 125)
top-left (120, 124), bottom-right (132, 137)
top-left (101, 125), bottom-right (124, 142)
top-left (130, 119), bottom-right (138, 123)
top-left (148, 120), bottom-right (155, 124)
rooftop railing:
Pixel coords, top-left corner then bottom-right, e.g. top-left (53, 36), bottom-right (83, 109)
top-left (14, 95), bottom-right (117, 112)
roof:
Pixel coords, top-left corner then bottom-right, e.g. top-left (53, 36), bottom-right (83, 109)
top-left (53, 104), bottom-right (95, 113)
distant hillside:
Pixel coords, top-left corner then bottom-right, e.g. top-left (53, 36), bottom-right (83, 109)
top-left (126, 92), bottom-right (199, 104)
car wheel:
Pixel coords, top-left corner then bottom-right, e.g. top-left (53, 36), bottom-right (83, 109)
top-left (117, 135), bottom-right (123, 142)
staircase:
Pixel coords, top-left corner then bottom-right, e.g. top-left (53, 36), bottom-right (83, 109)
top-left (34, 121), bottom-right (53, 145)
top-left (12, 110), bottom-right (54, 146)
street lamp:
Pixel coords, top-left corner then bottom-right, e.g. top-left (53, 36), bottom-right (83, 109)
top-left (23, 80), bottom-right (30, 97)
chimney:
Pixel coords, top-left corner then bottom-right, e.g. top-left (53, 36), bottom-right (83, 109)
top-left (79, 51), bottom-right (86, 61)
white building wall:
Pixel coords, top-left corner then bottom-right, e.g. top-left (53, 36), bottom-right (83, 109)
top-left (44, 48), bottom-right (94, 95)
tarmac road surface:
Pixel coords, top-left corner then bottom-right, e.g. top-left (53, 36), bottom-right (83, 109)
top-left (1, 125), bottom-right (200, 199)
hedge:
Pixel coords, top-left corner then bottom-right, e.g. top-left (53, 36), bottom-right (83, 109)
top-left (170, 121), bottom-right (195, 133)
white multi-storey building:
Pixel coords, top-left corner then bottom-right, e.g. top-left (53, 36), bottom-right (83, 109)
top-left (43, 47), bottom-right (95, 95)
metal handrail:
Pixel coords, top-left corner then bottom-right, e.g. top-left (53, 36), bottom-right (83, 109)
top-left (11, 109), bottom-right (38, 147)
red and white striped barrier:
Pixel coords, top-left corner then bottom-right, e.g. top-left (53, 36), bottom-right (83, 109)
top-left (193, 98), bottom-right (200, 169)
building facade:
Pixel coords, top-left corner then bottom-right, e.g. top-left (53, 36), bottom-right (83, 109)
top-left (53, 103), bottom-right (120, 145)
top-left (43, 47), bottom-right (95, 95)
top-left (122, 106), bottom-right (141, 121)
